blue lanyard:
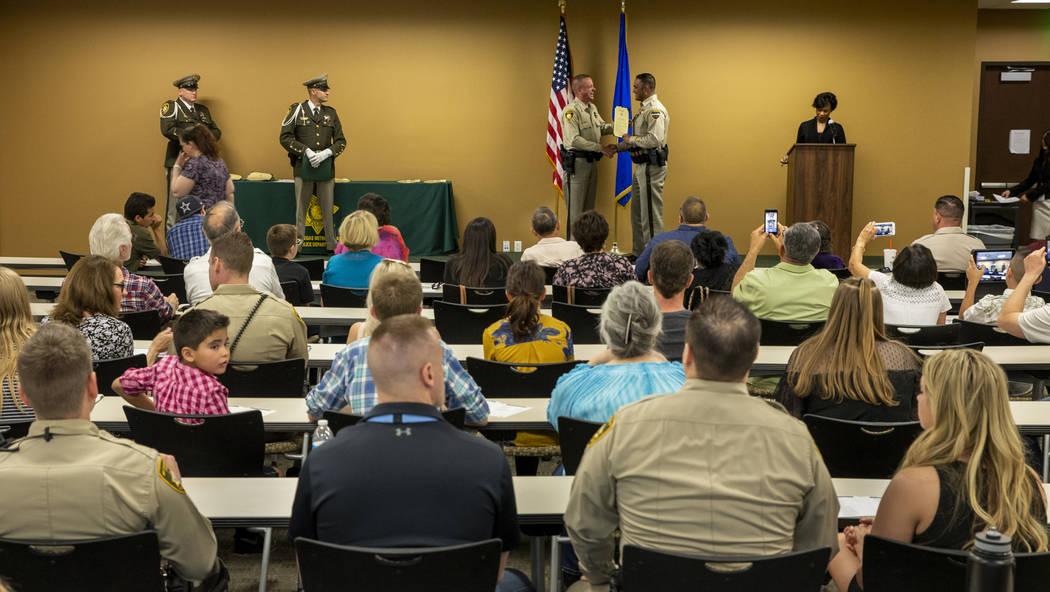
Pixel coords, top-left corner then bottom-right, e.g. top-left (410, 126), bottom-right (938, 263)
top-left (364, 414), bottom-right (439, 424)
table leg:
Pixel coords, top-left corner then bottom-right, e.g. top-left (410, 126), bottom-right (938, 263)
top-left (531, 535), bottom-right (546, 591)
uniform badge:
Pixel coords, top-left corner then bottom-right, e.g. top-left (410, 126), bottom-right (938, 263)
top-left (158, 457), bottom-right (186, 494)
top-left (586, 414), bottom-right (616, 448)
top-left (651, 111), bottom-right (661, 120)
top-left (323, 114), bottom-right (330, 124)
top-left (160, 103), bottom-right (170, 115)
top-left (565, 110), bottom-right (575, 121)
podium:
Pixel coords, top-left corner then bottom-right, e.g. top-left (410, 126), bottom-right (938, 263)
top-left (786, 143), bottom-right (856, 258)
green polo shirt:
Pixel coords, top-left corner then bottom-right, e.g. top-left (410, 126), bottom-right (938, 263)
top-left (126, 218), bottom-right (160, 273)
top-left (732, 261), bottom-right (839, 322)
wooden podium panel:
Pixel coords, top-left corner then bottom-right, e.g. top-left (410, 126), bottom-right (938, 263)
top-left (786, 144), bottom-right (856, 258)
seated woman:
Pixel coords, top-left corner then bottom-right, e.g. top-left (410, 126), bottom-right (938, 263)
top-left (443, 217), bottom-right (512, 288)
top-left (829, 349), bottom-right (1049, 591)
top-left (89, 213), bottom-right (178, 323)
top-left (43, 255), bottom-right (135, 361)
top-left (335, 193), bottom-right (410, 261)
top-left (170, 124), bottom-right (234, 208)
top-left (553, 210), bottom-right (635, 288)
top-left (484, 261), bottom-right (573, 364)
top-left (345, 258), bottom-right (419, 343)
top-left (809, 220), bottom-right (846, 270)
top-left (546, 281), bottom-right (684, 428)
top-left (0, 266), bottom-right (36, 422)
top-left (849, 222), bottom-right (950, 326)
top-left (322, 210), bottom-right (383, 289)
top-left (689, 230), bottom-right (738, 292)
top-left (772, 277), bottom-right (923, 422)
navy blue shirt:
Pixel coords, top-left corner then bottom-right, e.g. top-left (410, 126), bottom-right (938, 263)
top-left (634, 224), bottom-right (740, 283)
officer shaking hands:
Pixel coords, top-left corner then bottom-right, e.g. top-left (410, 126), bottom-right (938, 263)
top-left (160, 74), bottom-right (222, 229)
top-left (560, 74), bottom-right (614, 239)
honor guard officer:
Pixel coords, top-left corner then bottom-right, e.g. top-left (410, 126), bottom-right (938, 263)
top-left (612, 73), bottom-right (669, 256)
top-left (560, 75), bottom-right (613, 239)
top-left (280, 74), bottom-right (347, 253)
top-left (160, 74), bottom-right (222, 229)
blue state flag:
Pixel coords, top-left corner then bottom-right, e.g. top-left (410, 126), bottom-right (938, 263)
top-left (613, 10), bottom-right (632, 207)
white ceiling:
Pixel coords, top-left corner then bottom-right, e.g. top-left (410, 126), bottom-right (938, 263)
top-left (979, 0), bottom-right (1050, 8)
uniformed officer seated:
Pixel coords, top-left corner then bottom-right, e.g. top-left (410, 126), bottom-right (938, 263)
top-left (0, 322), bottom-right (223, 585)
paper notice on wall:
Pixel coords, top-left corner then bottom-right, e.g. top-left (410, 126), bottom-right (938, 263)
top-left (1010, 129), bottom-right (1031, 155)
top-left (614, 106), bottom-right (630, 137)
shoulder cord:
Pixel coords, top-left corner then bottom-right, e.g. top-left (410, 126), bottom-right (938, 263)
top-left (229, 295), bottom-right (268, 358)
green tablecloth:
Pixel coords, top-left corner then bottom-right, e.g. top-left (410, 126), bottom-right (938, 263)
top-left (233, 180), bottom-right (459, 256)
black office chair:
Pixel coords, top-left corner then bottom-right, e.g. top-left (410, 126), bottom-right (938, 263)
top-left (886, 323), bottom-right (961, 347)
top-left (218, 358), bottom-right (307, 397)
top-left (0, 420), bottom-right (32, 442)
top-left (432, 301), bottom-right (506, 344)
top-left (557, 417), bottom-right (603, 476)
top-left (758, 319), bottom-right (825, 346)
top-left (119, 310), bottom-right (162, 340)
top-left (93, 354), bottom-right (147, 397)
top-left (464, 358), bottom-right (583, 397)
top-left (296, 258), bottom-right (326, 282)
top-left (323, 408), bottom-right (466, 433)
top-left (803, 414), bottom-right (922, 478)
top-left (541, 266), bottom-right (558, 285)
top-left (958, 319), bottom-right (1030, 345)
top-left (0, 531), bottom-right (163, 592)
top-left (156, 254), bottom-right (187, 274)
top-left (684, 287), bottom-right (731, 310)
top-left (320, 284), bottom-right (368, 307)
top-left (419, 257), bottom-right (446, 283)
top-left (295, 537), bottom-right (502, 592)
top-left (123, 407), bottom-right (266, 477)
top-left (551, 284), bottom-right (611, 306)
top-left (620, 544), bottom-right (831, 592)
top-left (829, 267), bottom-right (852, 280)
top-left (1032, 289), bottom-right (1050, 302)
top-left (910, 342), bottom-right (985, 358)
top-left (280, 280), bottom-right (300, 303)
top-left (441, 284), bottom-right (507, 305)
top-left (936, 270), bottom-right (967, 291)
top-left (58, 250), bottom-right (84, 271)
top-left (551, 301), bottom-right (602, 345)
top-left (150, 273), bottom-right (187, 304)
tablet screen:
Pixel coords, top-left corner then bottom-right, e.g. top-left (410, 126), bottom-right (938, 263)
top-left (973, 250), bottom-right (1013, 281)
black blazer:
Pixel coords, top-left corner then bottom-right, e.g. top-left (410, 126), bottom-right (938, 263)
top-left (796, 117), bottom-right (846, 144)
top-left (1009, 156), bottom-right (1050, 199)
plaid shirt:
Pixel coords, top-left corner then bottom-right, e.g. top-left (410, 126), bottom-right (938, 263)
top-left (306, 337), bottom-right (489, 423)
top-left (166, 213), bottom-right (209, 261)
top-left (121, 268), bottom-right (174, 322)
top-left (118, 355), bottom-right (230, 419)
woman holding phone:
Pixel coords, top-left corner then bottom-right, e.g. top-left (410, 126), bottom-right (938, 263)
top-left (1002, 129), bottom-right (1050, 240)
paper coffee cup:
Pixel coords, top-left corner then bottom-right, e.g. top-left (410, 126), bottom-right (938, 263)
top-left (884, 249), bottom-right (897, 269)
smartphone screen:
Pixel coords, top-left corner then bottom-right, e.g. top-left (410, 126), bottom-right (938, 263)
top-left (973, 250), bottom-right (1014, 281)
top-left (1045, 238), bottom-right (1050, 263)
top-left (874, 222), bottom-right (896, 237)
top-left (764, 209), bottom-right (778, 234)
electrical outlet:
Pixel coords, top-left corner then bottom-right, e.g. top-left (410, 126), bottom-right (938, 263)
top-left (502, 240), bottom-right (510, 252)
top-left (513, 240), bottom-right (522, 252)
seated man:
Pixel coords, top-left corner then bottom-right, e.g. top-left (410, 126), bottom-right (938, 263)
top-left (267, 223), bottom-right (314, 306)
top-left (191, 231), bottom-right (307, 363)
top-left (999, 247), bottom-right (1050, 342)
top-left (305, 273), bottom-right (489, 426)
top-left (634, 196), bottom-right (739, 283)
top-left (912, 195), bottom-right (985, 272)
top-left (89, 213), bottom-right (177, 323)
top-left (565, 298), bottom-right (838, 591)
top-left (290, 315), bottom-right (528, 592)
top-left (123, 191), bottom-right (169, 272)
top-left (520, 206), bottom-right (583, 268)
top-left (166, 195), bottom-right (209, 260)
top-left (732, 222), bottom-right (838, 321)
top-left (961, 247), bottom-right (1044, 324)
top-left (0, 323), bottom-right (222, 584)
top-left (183, 201), bottom-right (283, 304)
top-left (648, 240), bottom-right (693, 360)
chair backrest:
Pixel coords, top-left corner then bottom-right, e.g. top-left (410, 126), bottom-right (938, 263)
top-left (551, 284), bottom-right (611, 306)
top-left (0, 420), bottom-right (33, 442)
top-left (885, 323), bottom-right (961, 347)
top-left (557, 416), bottom-right (604, 475)
top-left (829, 267), bottom-right (852, 280)
top-left (297, 258), bottom-right (325, 281)
top-left (541, 266), bottom-right (558, 285)
top-left (464, 357), bottom-right (583, 397)
top-left (93, 354), bottom-right (147, 397)
top-left (280, 280), bottom-right (299, 303)
top-left (150, 273), bottom-right (187, 304)
top-left (758, 318), bottom-right (826, 346)
top-left (119, 310), bottom-right (162, 340)
top-left (0, 531), bottom-right (163, 592)
top-left (803, 414), bottom-right (922, 478)
top-left (320, 284), bottom-right (368, 307)
top-left (958, 319), bottom-right (1030, 346)
top-left (295, 537), bottom-right (502, 592)
top-left (218, 358), bottom-right (307, 397)
top-left (323, 408), bottom-right (466, 433)
top-left (684, 286), bottom-right (732, 310)
top-left (620, 544), bottom-right (830, 592)
top-left (441, 284), bottom-right (508, 305)
top-left (419, 258), bottom-right (446, 283)
top-left (156, 254), bottom-right (187, 274)
top-left (936, 270), bottom-right (967, 291)
top-left (910, 342), bottom-right (985, 358)
top-left (551, 301), bottom-right (602, 344)
top-left (432, 301), bottom-right (507, 344)
top-left (122, 407), bottom-right (265, 477)
top-left (58, 250), bottom-right (84, 271)
top-left (1032, 289), bottom-right (1050, 302)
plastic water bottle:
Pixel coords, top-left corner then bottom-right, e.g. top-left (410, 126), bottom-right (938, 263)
top-left (311, 419), bottom-right (334, 450)
top-left (966, 526), bottom-right (1014, 592)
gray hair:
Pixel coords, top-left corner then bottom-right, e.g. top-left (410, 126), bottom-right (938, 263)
top-left (203, 201), bottom-right (240, 243)
top-left (599, 281), bottom-right (662, 358)
top-left (88, 213), bottom-right (132, 264)
top-left (782, 223), bottom-right (821, 264)
top-left (531, 206), bottom-right (558, 236)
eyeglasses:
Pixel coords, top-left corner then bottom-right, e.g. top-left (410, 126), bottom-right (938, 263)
top-left (295, 238), bottom-right (303, 246)
top-left (238, 218), bottom-right (247, 230)
top-left (113, 282), bottom-right (125, 289)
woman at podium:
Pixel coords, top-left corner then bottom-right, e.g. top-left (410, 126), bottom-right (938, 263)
top-left (780, 92), bottom-right (846, 164)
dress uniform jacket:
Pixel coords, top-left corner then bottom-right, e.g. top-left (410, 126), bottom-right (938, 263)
top-left (193, 283), bottom-right (308, 364)
top-left (160, 99), bottom-right (221, 167)
top-left (563, 98), bottom-right (613, 153)
top-left (565, 378), bottom-right (839, 588)
top-left (279, 102), bottom-right (347, 178)
top-left (0, 419), bottom-right (218, 581)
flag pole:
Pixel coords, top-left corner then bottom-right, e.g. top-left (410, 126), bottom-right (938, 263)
top-left (554, 0), bottom-right (567, 222)
top-left (610, 0), bottom-right (627, 255)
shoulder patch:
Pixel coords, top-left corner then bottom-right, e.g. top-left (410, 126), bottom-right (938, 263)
top-left (650, 111), bottom-right (661, 120)
top-left (586, 414), bottom-right (616, 448)
top-left (565, 110), bottom-right (575, 121)
top-left (161, 102), bottom-right (170, 115)
top-left (158, 457), bottom-right (186, 494)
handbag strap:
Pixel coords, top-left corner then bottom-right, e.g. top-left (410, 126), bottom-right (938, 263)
top-left (229, 294), bottom-right (268, 357)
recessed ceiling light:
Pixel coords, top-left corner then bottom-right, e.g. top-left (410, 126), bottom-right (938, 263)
top-left (1011, 0), bottom-right (1050, 4)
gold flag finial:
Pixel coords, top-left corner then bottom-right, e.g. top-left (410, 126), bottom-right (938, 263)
top-left (559, 0), bottom-right (566, 14)
top-left (621, 0), bottom-right (625, 12)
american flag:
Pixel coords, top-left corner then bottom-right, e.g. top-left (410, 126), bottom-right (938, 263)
top-left (546, 15), bottom-right (573, 195)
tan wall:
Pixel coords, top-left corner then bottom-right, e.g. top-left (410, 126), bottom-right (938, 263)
top-left (0, 0), bottom-right (981, 258)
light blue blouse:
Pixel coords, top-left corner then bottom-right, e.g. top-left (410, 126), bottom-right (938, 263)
top-left (546, 361), bottom-right (685, 430)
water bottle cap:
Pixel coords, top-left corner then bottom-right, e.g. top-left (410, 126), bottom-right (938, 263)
top-left (975, 527), bottom-right (1012, 554)
top-left (318, 419), bottom-right (328, 427)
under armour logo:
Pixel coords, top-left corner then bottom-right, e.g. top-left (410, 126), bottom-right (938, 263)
top-left (395, 427), bottom-right (412, 437)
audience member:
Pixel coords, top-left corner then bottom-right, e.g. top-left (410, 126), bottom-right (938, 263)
top-left (89, 213), bottom-right (177, 323)
top-left (43, 255), bottom-right (134, 361)
top-left (444, 217), bottom-right (513, 287)
top-left (520, 206), bottom-right (583, 268)
top-left (773, 278), bottom-right (923, 421)
top-left (809, 220), bottom-right (846, 269)
top-left (553, 210), bottom-right (634, 288)
top-left (960, 248), bottom-right (1044, 324)
top-left (850, 222), bottom-right (949, 325)
top-left (634, 196), bottom-right (739, 282)
top-left (1000, 247), bottom-right (1050, 342)
top-left (828, 349), bottom-right (1049, 591)
top-left (289, 315), bottom-right (530, 592)
top-left (166, 195), bottom-right (209, 260)
top-left (267, 223), bottom-right (313, 306)
top-left (0, 266), bottom-right (35, 422)
top-left (183, 202), bottom-right (282, 304)
top-left (346, 259), bottom-right (418, 343)
top-left (484, 261), bottom-right (573, 363)
top-left (911, 195), bottom-right (985, 272)
top-left (170, 124), bottom-right (234, 208)
top-left (647, 240), bottom-right (693, 360)
top-left (124, 191), bottom-right (169, 272)
top-left (732, 222), bottom-right (838, 321)
top-left (689, 230), bottom-right (738, 292)
top-left (191, 232), bottom-right (307, 363)
top-left (546, 281), bottom-right (684, 428)
top-left (334, 193), bottom-right (410, 261)
top-left (322, 210), bottom-right (383, 289)
top-left (0, 322), bottom-right (223, 583)
top-left (305, 274), bottom-right (489, 425)
top-left (565, 297), bottom-right (838, 591)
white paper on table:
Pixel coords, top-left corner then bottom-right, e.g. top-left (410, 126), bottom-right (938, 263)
top-left (837, 496), bottom-right (881, 518)
top-left (993, 193), bottom-right (1020, 203)
top-left (614, 106), bottom-right (630, 137)
top-left (229, 405), bottom-right (276, 417)
top-left (1010, 129), bottom-right (1031, 155)
top-left (486, 401), bottom-right (529, 418)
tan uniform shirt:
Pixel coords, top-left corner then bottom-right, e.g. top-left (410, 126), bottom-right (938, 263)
top-left (562, 98), bottom-right (613, 153)
top-left (911, 226), bottom-right (986, 272)
top-left (565, 378), bottom-right (839, 585)
top-left (623, 93), bottom-right (669, 150)
top-left (193, 283), bottom-right (308, 363)
top-left (0, 420), bottom-right (218, 580)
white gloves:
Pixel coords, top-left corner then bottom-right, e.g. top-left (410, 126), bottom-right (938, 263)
top-left (305, 147), bottom-right (332, 168)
